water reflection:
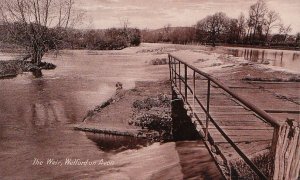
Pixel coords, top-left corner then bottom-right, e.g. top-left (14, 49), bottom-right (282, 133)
top-left (86, 132), bottom-right (150, 152)
top-left (227, 48), bottom-right (300, 71)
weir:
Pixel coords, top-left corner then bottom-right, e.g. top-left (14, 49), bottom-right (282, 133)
top-left (168, 53), bottom-right (300, 180)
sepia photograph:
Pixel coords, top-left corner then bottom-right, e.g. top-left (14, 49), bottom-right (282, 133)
top-left (0, 0), bottom-right (299, 179)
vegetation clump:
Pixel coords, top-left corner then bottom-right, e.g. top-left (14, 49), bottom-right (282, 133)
top-left (149, 58), bottom-right (168, 65)
top-left (75, 28), bottom-right (141, 50)
top-left (131, 94), bottom-right (172, 141)
top-left (0, 60), bottom-right (56, 78)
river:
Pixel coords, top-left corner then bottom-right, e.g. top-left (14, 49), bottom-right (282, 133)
top-left (0, 50), bottom-right (170, 179)
top-left (0, 48), bottom-right (220, 179)
top-left (225, 47), bottom-right (300, 72)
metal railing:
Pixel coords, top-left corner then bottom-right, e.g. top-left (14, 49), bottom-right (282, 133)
top-left (168, 53), bottom-right (281, 179)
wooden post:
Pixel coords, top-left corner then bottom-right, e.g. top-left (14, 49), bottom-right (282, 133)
top-left (184, 64), bottom-right (187, 102)
top-left (271, 119), bottom-right (300, 180)
top-left (205, 79), bottom-right (211, 141)
top-left (171, 57), bottom-right (174, 84)
top-left (168, 55), bottom-right (172, 84)
top-left (193, 71), bottom-right (195, 117)
top-left (174, 59), bottom-right (177, 87)
top-left (179, 61), bottom-right (181, 94)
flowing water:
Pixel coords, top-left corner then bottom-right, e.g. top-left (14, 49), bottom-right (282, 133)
top-left (226, 47), bottom-right (300, 72)
top-left (3, 44), bottom-right (296, 179)
top-left (0, 48), bottom-right (225, 179)
top-left (0, 50), bottom-right (170, 179)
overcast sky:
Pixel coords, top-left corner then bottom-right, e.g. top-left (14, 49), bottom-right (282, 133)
top-left (76, 0), bottom-right (300, 34)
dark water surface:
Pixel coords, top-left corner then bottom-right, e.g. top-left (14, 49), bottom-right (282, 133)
top-left (226, 48), bottom-right (300, 71)
top-left (0, 50), bottom-right (168, 179)
top-left (0, 49), bottom-right (224, 179)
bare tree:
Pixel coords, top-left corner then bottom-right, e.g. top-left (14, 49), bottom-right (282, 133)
top-left (279, 24), bottom-right (292, 42)
top-left (237, 13), bottom-right (246, 42)
top-left (0, 0), bottom-right (82, 65)
top-left (119, 17), bottom-right (130, 30)
top-left (248, 0), bottom-right (268, 43)
top-left (264, 10), bottom-right (281, 43)
top-left (227, 19), bottom-right (240, 43)
top-left (196, 12), bottom-right (228, 46)
top-left (162, 24), bottom-right (171, 42)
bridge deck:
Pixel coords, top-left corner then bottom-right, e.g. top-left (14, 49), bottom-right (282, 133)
top-left (179, 79), bottom-right (274, 161)
top-left (169, 53), bottom-right (300, 179)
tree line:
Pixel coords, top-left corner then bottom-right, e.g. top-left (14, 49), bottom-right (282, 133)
top-left (0, 0), bottom-right (141, 65)
top-left (142, 0), bottom-right (300, 48)
top-left (60, 28), bottom-right (141, 50)
top-left (0, 0), bottom-right (298, 66)
top-left (0, 22), bottom-right (141, 50)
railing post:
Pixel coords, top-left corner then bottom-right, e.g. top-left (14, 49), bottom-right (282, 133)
top-left (205, 79), bottom-right (211, 141)
top-left (174, 58), bottom-right (177, 87)
top-left (184, 64), bottom-right (187, 102)
top-left (271, 119), bottom-right (300, 180)
top-left (193, 71), bottom-right (195, 117)
top-left (171, 57), bottom-right (174, 84)
top-left (179, 61), bottom-right (181, 94)
top-left (168, 55), bottom-right (172, 84)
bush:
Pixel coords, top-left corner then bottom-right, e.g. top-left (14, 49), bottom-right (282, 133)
top-left (149, 58), bottom-right (168, 65)
top-left (131, 94), bottom-right (172, 140)
top-left (59, 28), bottom-right (142, 50)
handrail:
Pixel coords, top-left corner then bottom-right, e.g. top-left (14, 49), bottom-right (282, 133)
top-left (168, 53), bottom-right (280, 128)
top-left (168, 53), bottom-right (281, 179)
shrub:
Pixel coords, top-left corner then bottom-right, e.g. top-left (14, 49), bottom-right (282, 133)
top-left (149, 58), bottom-right (168, 65)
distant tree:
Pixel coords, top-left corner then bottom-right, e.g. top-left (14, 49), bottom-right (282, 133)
top-left (85, 30), bottom-right (99, 48)
top-left (196, 12), bottom-right (229, 46)
top-left (169, 27), bottom-right (196, 44)
top-left (296, 33), bottom-right (300, 46)
top-left (128, 28), bottom-right (141, 46)
top-left (104, 28), bottom-right (128, 49)
top-left (279, 24), bottom-right (292, 43)
top-left (119, 17), bottom-right (130, 30)
top-left (264, 10), bottom-right (281, 43)
top-left (248, 0), bottom-right (268, 44)
top-left (237, 13), bottom-right (247, 43)
top-left (270, 34), bottom-right (285, 44)
top-left (162, 24), bottom-right (171, 42)
top-left (226, 19), bottom-right (239, 43)
top-left (0, 0), bottom-right (83, 65)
